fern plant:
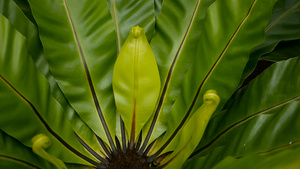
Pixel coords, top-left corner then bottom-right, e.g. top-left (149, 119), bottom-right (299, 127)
top-left (0, 0), bottom-right (299, 168)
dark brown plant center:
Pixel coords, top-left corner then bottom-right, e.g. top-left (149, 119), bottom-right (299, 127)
top-left (106, 149), bottom-right (150, 169)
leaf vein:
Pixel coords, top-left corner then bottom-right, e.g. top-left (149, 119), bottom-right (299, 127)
top-left (0, 155), bottom-right (40, 169)
top-left (189, 94), bottom-right (300, 159)
top-left (265, 1), bottom-right (300, 32)
top-left (139, 0), bottom-right (203, 154)
top-left (0, 75), bottom-right (100, 167)
top-left (62, 0), bottom-right (117, 153)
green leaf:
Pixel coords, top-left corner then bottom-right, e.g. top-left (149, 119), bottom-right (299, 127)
top-left (0, 0), bottom-right (105, 161)
top-left (211, 143), bottom-right (300, 169)
top-left (0, 0), bottom-right (64, 105)
top-left (0, 0), bottom-right (40, 60)
top-left (240, 0), bottom-right (300, 84)
top-left (106, 0), bottom-right (155, 51)
top-left (0, 14), bottom-right (99, 166)
top-left (112, 26), bottom-right (161, 148)
top-left (0, 130), bottom-right (54, 169)
top-left (253, 0), bottom-right (300, 57)
top-left (154, 0), bottom-right (163, 16)
top-left (66, 163), bottom-right (95, 169)
top-left (11, 0), bottom-right (36, 25)
top-left (141, 0), bottom-right (216, 148)
top-left (185, 57), bottom-right (300, 168)
top-left (260, 39), bottom-right (300, 62)
top-left (151, 0), bottom-right (212, 85)
top-left (104, 0), bottom-right (156, 144)
top-left (157, 0), bottom-right (277, 152)
top-left (27, 0), bottom-right (117, 146)
top-left (0, 159), bottom-right (38, 169)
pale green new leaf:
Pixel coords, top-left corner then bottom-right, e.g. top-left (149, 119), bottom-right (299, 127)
top-left (163, 90), bottom-right (220, 169)
top-left (113, 26), bottom-right (161, 144)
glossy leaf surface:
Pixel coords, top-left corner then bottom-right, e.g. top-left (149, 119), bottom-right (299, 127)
top-left (27, 0), bottom-right (117, 144)
top-left (241, 0), bottom-right (300, 84)
top-left (144, 0), bottom-right (216, 145)
top-left (113, 26), bottom-right (161, 143)
top-left (0, 0), bottom-right (105, 160)
top-left (0, 15), bottom-right (97, 166)
top-left (11, 0), bottom-right (35, 24)
top-left (185, 57), bottom-right (300, 168)
top-left (106, 0), bottom-right (155, 51)
top-left (158, 0), bottom-right (277, 150)
top-left (1, 0), bottom-right (299, 168)
top-left (211, 143), bottom-right (300, 169)
top-left (252, 0), bottom-right (300, 57)
top-left (0, 0), bottom-right (40, 63)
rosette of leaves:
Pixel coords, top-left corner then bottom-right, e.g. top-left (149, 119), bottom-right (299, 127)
top-left (0, 0), bottom-right (299, 168)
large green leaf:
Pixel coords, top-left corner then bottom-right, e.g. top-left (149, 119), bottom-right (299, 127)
top-left (211, 143), bottom-right (300, 169)
top-left (27, 0), bottom-right (118, 147)
top-left (104, 0), bottom-right (156, 149)
top-left (0, 15), bottom-right (101, 166)
top-left (240, 0), bottom-right (300, 84)
top-left (0, 0), bottom-right (63, 101)
top-left (156, 0), bottom-right (277, 153)
top-left (139, 0), bottom-right (216, 150)
top-left (0, 0), bottom-right (105, 160)
top-left (187, 100), bottom-right (300, 168)
top-left (185, 56), bottom-right (300, 168)
top-left (106, 0), bottom-right (155, 51)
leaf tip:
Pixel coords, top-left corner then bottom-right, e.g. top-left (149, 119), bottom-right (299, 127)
top-left (131, 26), bottom-right (145, 39)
